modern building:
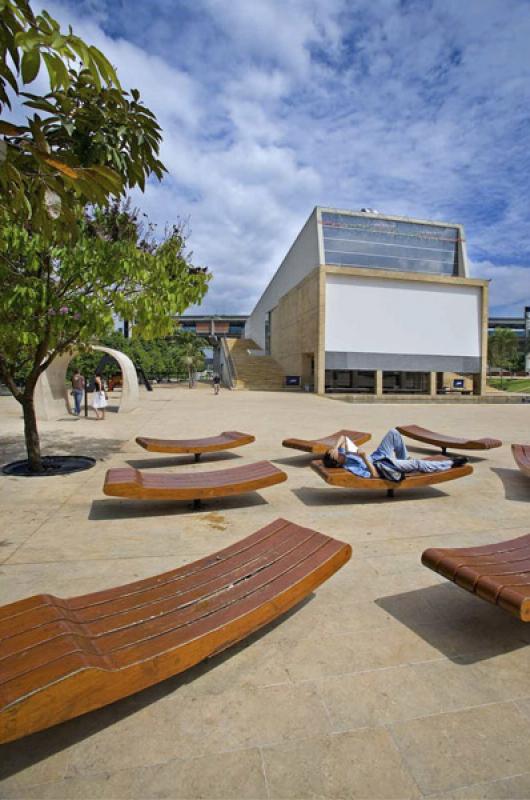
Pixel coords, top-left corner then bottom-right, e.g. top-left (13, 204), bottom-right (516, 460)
top-left (174, 315), bottom-right (247, 339)
top-left (245, 207), bottom-right (489, 395)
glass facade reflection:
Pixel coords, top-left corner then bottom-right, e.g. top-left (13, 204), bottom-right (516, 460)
top-left (321, 212), bottom-right (459, 275)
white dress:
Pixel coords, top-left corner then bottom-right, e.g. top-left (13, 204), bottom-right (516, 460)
top-left (92, 389), bottom-right (107, 409)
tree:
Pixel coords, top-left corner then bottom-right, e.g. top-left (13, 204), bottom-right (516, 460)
top-left (1, 1), bottom-right (165, 229)
top-left (0, 2), bottom-right (210, 472)
top-left (488, 328), bottom-right (519, 388)
top-left (176, 334), bottom-right (207, 388)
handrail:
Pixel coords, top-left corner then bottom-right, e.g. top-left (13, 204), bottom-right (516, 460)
top-left (219, 336), bottom-right (237, 389)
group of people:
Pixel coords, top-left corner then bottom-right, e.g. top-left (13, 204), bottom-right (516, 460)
top-left (71, 371), bottom-right (107, 420)
top-left (323, 428), bottom-right (468, 481)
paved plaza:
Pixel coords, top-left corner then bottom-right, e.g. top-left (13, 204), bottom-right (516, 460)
top-left (1, 386), bottom-right (530, 799)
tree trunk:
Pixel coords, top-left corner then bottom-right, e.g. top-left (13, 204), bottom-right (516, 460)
top-left (21, 395), bottom-right (44, 473)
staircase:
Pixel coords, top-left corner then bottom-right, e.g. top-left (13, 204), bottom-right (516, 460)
top-left (227, 339), bottom-right (285, 391)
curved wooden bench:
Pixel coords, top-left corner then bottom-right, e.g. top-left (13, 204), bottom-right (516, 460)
top-left (103, 461), bottom-right (287, 507)
top-left (512, 444), bottom-right (530, 478)
top-left (0, 518), bottom-right (352, 743)
top-left (422, 534), bottom-right (530, 620)
top-left (397, 424), bottom-right (502, 454)
top-left (282, 429), bottom-right (371, 454)
top-left (311, 457), bottom-right (473, 497)
top-left (136, 431), bottom-right (255, 462)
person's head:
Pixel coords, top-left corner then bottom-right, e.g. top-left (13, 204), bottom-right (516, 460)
top-left (323, 449), bottom-right (345, 468)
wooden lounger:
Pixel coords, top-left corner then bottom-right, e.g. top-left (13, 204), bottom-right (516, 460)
top-left (0, 519), bottom-right (351, 743)
top-left (397, 424), bottom-right (502, 454)
top-left (311, 457), bottom-right (473, 497)
top-left (282, 429), bottom-right (371, 454)
top-left (422, 534), bottom-right (530, 621)
top-left (136, 431), bottom-right (255, 461)
top-left (103, 461), bottom-right (287, 507)
top-left (512, 444), bottom-right (530, 478)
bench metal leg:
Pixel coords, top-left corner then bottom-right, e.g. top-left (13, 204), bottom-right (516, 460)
top-left (192, 498), bottom-right (202, 510)
top-left (387, 488), bottom-right (395, 498)
top-left (194, 453), bottom-right (201, 463)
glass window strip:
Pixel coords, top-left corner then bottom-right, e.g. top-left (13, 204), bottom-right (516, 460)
top-left (324, 247), bottom-right (455, 267)
top-left (323, 234), bottom-right (455, 256)
top-left (320, 216), bottom-right (459, 244)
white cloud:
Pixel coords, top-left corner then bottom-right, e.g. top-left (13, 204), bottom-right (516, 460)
top-left (471, 261), bottom-right (530, 316)
top-left (31, 0), bottom-right (530, 316)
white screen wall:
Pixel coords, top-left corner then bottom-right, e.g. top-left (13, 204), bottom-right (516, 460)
top-left (325, 273), bottom-right (481, 358)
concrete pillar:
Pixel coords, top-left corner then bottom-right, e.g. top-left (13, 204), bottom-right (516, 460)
top-left (428, 371), bottom-right (437, 397)
top-left (473, 373), bottom-right (484, 396)
top-left (375, 370), bottom-right (383, 396)
top-left (315, 351), bottom-right (325, 394)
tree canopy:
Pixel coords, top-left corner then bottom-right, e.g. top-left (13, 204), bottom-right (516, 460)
top-left (488, 327), bottom-right (519, 386)
top-left (0, 0), bottom-right (165, 231)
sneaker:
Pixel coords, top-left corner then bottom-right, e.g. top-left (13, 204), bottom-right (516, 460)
top-left (450, 456), bottom-right (468, 467)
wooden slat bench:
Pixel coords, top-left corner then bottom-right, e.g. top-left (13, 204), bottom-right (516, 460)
top-left (136, 431), bottom-right (255, 462)
top-left (422, 534), bottom-right (530, 620)
top-left (397, 424), bottom-right (502, 454)
top-left (103, 461), bottom-right (287, 507)
top-left (282, 429), bottom-right (371, 454)
top-left (311, 457), bottom-right (473, 497)
top-left (512, 444), bottom-right (530, 478)
top-left (0, 519), bottom-right (351, 743)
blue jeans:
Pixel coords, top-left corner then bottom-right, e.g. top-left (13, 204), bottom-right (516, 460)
top-left (371, 429), bottom-right (453, 474)
top-left (72, 389), bottom-right (83, 415)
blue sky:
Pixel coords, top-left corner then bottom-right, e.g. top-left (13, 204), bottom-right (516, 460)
top-left (43, 0), bottom-right (529, 315)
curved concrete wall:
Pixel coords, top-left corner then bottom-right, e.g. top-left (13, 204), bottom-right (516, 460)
top-left (34, 346), bottom-right (140, 421)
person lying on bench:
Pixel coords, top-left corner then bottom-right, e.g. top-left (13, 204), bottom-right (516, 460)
top-left (323, 428), bottom-right (468, 479)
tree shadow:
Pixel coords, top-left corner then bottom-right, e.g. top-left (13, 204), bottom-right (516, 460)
top-left (89, 493), bottom-right (269, 520)
top-left (0, 433), bottom-right (125, 470)
top-left (376, 583), bottom-right (529, 664)
top-left (492, 467), bottom-right (530, 502)
top-left (126, 451), bottom-right (241, 469)
top-left (0, 595), bottom-right (314, 779)
top-left (292, 485), bottom-right (448, 507)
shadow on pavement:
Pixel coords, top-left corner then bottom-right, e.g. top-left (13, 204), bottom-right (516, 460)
top-left (0, 433), bottom-right (125, 471)
top-left (492, 467), bottom-right (530, 502)
top-left (376, 582), bottom-right (529, 664)
top-left (405, 443), bottom-right (487, 462)
top-left (126, 451), bottom-right (241, 469)
top-left (273, 454), bottom-right (316, 468)
top-left (89, 493), bottom-right (269, 520)
top-left (0, 595), bottom-right (314, 778)
top-left (292, 485), bottom-right (449, 507)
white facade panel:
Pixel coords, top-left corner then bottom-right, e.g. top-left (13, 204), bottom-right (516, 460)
top-left (325, 273), bottom-right (481, 357)
top-left (245, 208), bottom-right (320, 349)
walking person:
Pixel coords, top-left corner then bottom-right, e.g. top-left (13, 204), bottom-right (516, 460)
top-left (71, 370), bottom-right (85, 416)
top-left (92, 373), bottom-right (108, 420)
top-left (212, 372), bottom-right (221, 395)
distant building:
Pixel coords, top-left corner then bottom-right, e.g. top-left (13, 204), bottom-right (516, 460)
top-left (489, 307), bottom-right (530, 372)
top-left (245, 207), bottom-right (489, 395)
top-left (174, 315), bottom-right (247, 339)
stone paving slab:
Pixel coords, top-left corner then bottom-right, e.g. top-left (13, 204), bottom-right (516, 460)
top-left (0, 385), bottom-right (529, 798)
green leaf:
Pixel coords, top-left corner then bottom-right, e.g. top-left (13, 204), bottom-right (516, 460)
top-left (21, 49), bottom-right (41, 84)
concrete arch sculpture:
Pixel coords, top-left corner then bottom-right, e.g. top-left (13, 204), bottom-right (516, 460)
top-left (35, 346), bottom-right (140, 421)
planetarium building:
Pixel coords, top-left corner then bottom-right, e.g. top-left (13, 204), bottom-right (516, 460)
top-left (245, 207), bottom-right (488, 396)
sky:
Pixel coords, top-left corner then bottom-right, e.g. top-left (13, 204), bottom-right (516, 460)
top-left (39, 0), bottom-right (530, 316)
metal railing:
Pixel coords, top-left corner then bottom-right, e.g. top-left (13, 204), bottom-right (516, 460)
top-left (219, 336), bottom-right (237, 390)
